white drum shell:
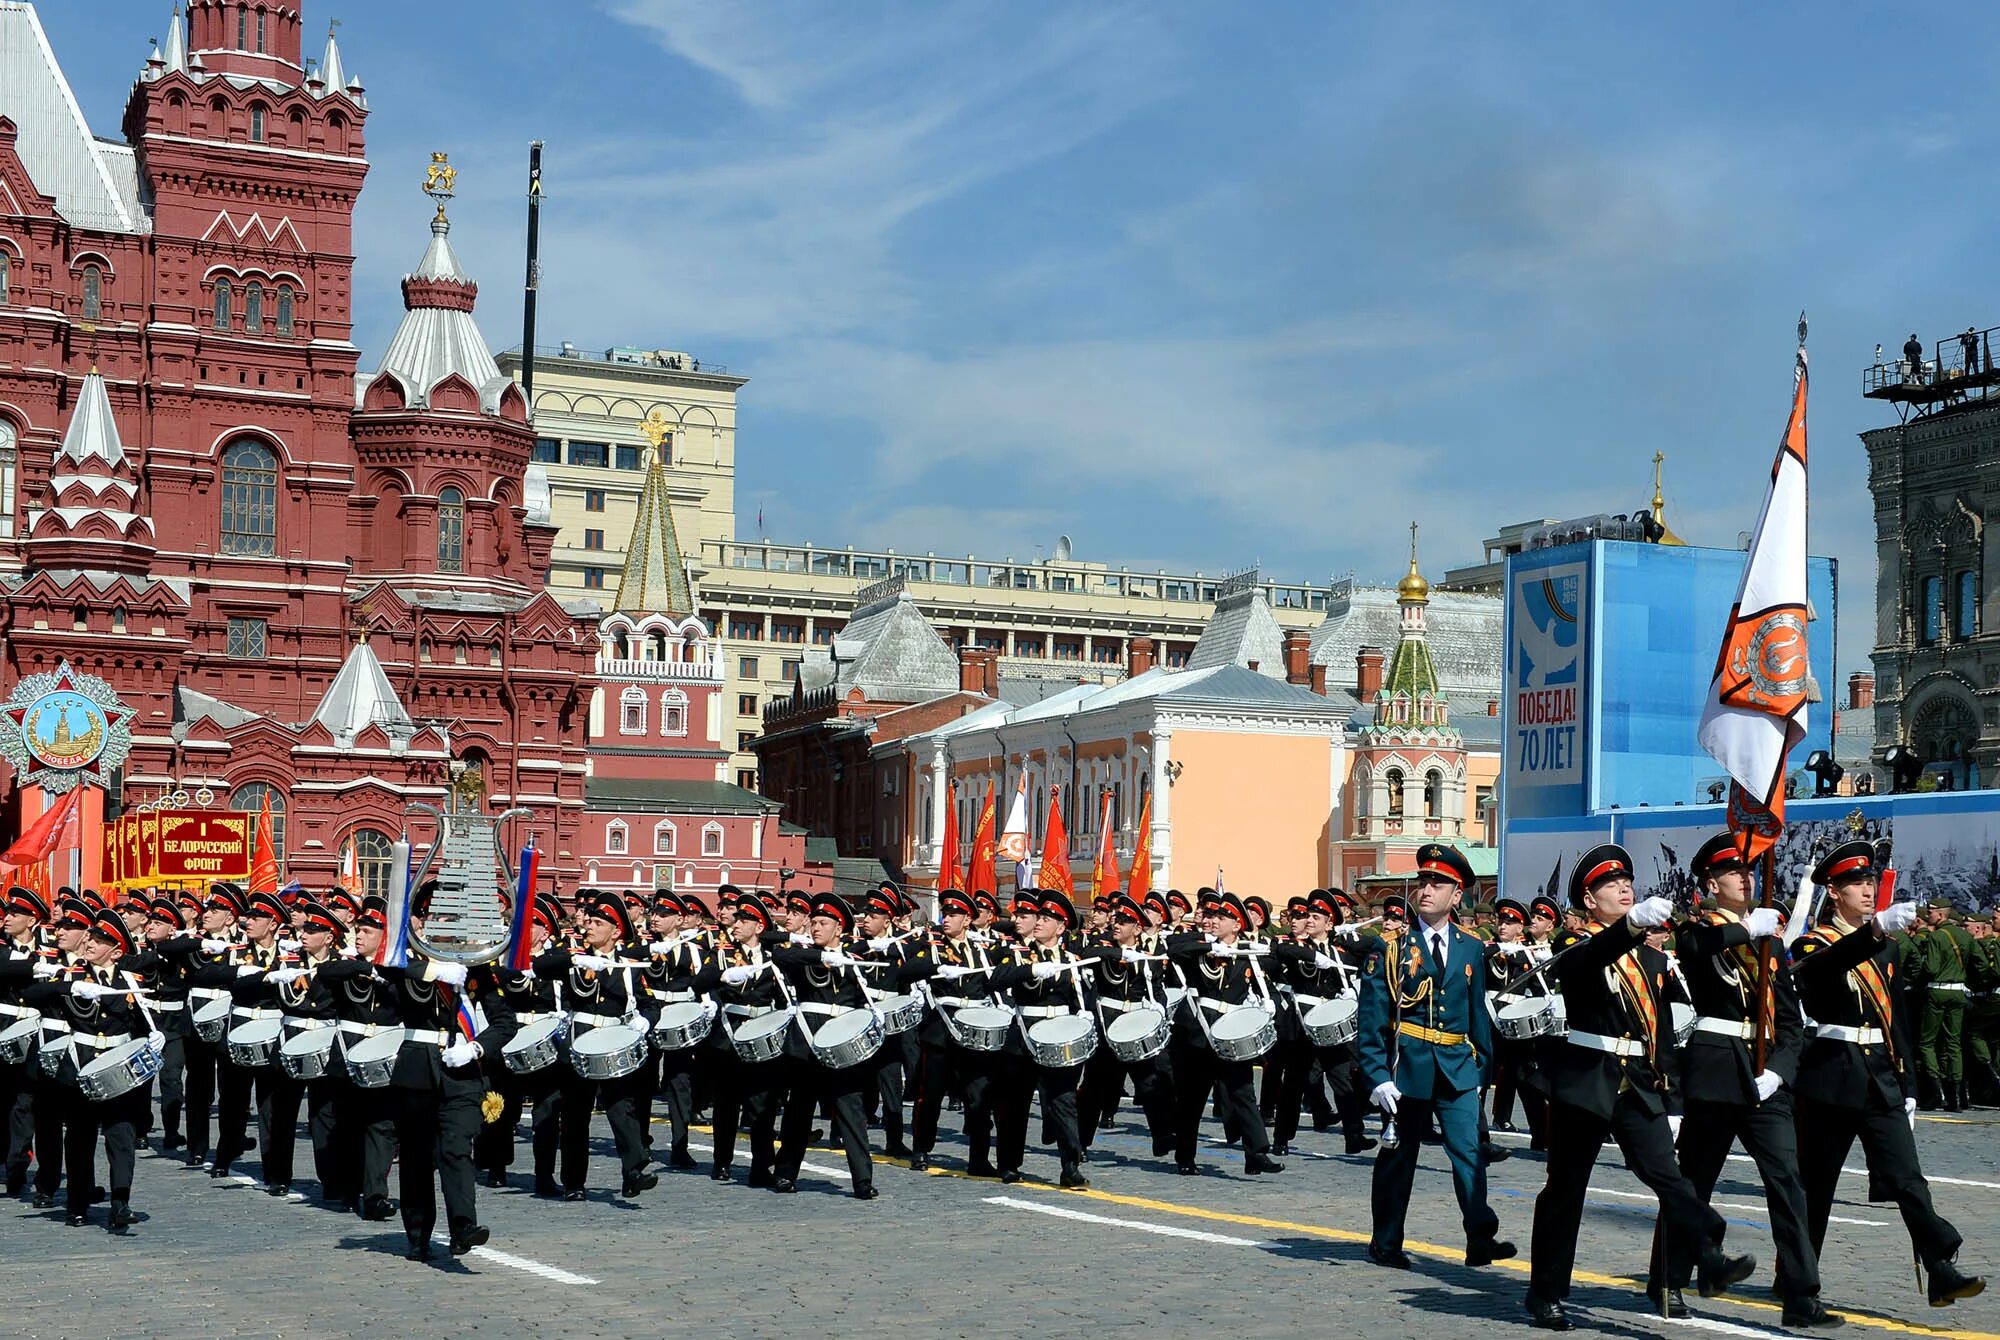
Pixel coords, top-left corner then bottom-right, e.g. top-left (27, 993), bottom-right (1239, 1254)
top-left (730, 1011), bottom-right (791, 1064)
top-left (1301, 997), bottom-right (1358, 1048)
top-left (946, 1004), bottom-right (1012, 1053)
top-left (278, 1026), bottom-right (337, 1080)
top-left (570, 1024), bottom-right (649, 1080)
top-left (226, 1017), bottom-right (283, 1068)
top-left (502, 1015), bottom-right (568, 1074)
top-left (810, 1008), bottom-right (885, 1069)
top-left (1103, 1007), bottom-right (1170, 1062)
top-left (344, 1031), bottom-right (404, 1088)
top-left (76, 1037), bottom-right (162, 1102)
top-left (1025, 1013), bottom-right (1098, 1067)
top-left (1209, 1007), bottom-right (1277, 1061)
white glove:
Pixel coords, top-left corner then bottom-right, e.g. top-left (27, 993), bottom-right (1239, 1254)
top-left (721, 965), bottom-right (755, 985)
top-left (1628, 896), bottom-right (1675, 929)
top-left (788, 931), bottom-right (812, 945)
top-left (266, 967), bottom-right (308, 985)
top-left (821, 952), bottom-right (855, 968)
top-left (277, 939), bottom-right (301, 954)
top-left (1313, 952), bottom-right (1336, 969)
top-left (867, 937), bottom-right (895, 952)
top-left (621, 1011), bottom-right (641, 1030)
top-left (1370, 1081), bottom-right (1400, 1115)
top-left (1874, 901), bottom-right (1918, 935)
top-left (31, 960), bottom-right (59, 979)
top-left (236, 963), bottom-right (264, 977)
top-left (146, 1030), bottom-right (165, 1053)
top-left (1906, 1096), bottom-right (1918, 1129)
top-left (430, 961), bottom-right (468, 987)
top-left (516, 968), bottom-right (536, 984)
top-left (572, 954), bottom-right (612, 971)
top-left (1031, 961), bottom-right (1062, 980)
top-left (1336, 924), bottom-right (1361, 940)
top-left (934, 964), bottom-right (971, 980)
top-left (551, 1009), bottom-right (570, 1026)
top-left (1208, 944), bottom-right (1239, 959)
top-left (1122, 947), bottom-right (1148, 963)
top-left (1743, 908), bottom-right (1783, 939)
top-left (1754, 1070), bottom-right (1783, 1102)
top-left (648, 941), bottom-right (673, 955)
top-left (200, 938), bottom-right (231, 953)
top-left (71, 981), bottom-right (112, 999)
top-left (1669, 1114), bottom-right (1683, 1140)
top-left (440, 1040), bottom-right (479, 1067)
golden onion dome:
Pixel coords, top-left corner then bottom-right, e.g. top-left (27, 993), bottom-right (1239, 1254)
top-left (1397, 522), bottom-right (1430, 604)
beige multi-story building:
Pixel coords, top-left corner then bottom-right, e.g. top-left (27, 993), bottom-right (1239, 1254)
top-left (496, 345), bottom-right (744, 604)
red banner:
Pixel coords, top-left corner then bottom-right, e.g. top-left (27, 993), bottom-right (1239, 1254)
top-left (154, 810), bottom-right (252, 882)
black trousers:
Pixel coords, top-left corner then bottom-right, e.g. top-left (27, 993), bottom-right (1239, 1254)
top-left (1529, 1094), bottom-right (1725, 1302)
top-left (654, 1046), bottom-right (698, 1156)
top-left (708, 1051), bottom-right (781, 1176)
top-left (993, 1053), bottom-right (1084, 1171)
top-left (31, 1068), bottom-right (68, 1194)
top-left (392, 1085), bottom-right (482, 1242)
top-left (1657, 1092), bottom-right (1821, 1301)
top-left (778, 1060), bottom-right (873, 1189)
top-left (1490, 1041), bottom-right (1545, 1134)
top-left (1796, 1095), bottom-right (1962, 1270)
top-left (911, 1038), bottom-right (993, 1163)
top-left (152, 1029), bottom-right (186, 1139)
top-left (1079, 1046), bottom-right (1176, 1152)
top-left (557, 1068), bottom-right (648, 1190)
top-left (213, 1057), bottom-right (271, 1173)
top-left (1, 1059), bottom-right (33, 1185)
top-left (335, 1079), bottom-right (395, 1203)
top-left (1274, 1038), bottom-right (1368, 1145)
top-left (64, 1090), bottom-right (142, 1213)
top-left (1171, 1043), bottom-right (1271, 1164)
top-left (872, 1030), bottom-right (917, 1149)
top-left (182, 1034), bottom-right (220, 1158)
top-left (474, 1062), bottom-right (563, 1182)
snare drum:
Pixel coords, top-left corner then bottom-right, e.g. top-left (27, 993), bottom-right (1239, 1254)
top-left (1209, 1006), bottom-right (1277, 1061)
top-left (278, 1025), bottom-right (338, 1080)
top-left (650, 1001), bottom-right (714, 1053)
top-left (192, 996), bottom-right (231, 1043)
top-left (945, 1004), bottom-right (1012, 1052)
top-left (1025, 1013), bottom-right (1098, 1067)
top-left (874, 993), bottom-right (924, 1036)
top-left (729, 1010), bottom-right (792, 1064)
top-left (1103, 1006), bottom-right (1170, 1062)
top-left (1671, 1002), bottom-right (1695, 1048)
top-left (503, 1015), bottom-right (567, 1074)
top-left (225, 1017), bottom-right (283, 1069)
top-left (0, 1013), bottom-right (39, 1065)
top-left (1301, 996), bottom-right (1359, 1048)
top-left (810, 1008), bottom-right (885, 1069)
top-left (343, 1030), bottom-right (403, 1088)
top-left (76, 1037), bottom-right (162, 1102)
top-left (571, 1024), bottom-right (649, 1080)
top-left (1494, 995), bottom-right (1565, 1041)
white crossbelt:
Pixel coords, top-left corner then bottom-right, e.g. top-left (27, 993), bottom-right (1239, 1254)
top-left (1814, 1024), bottom-right (1885, 1045)
top-left (1567, 1030), bottom-right (1646, 1058)
top-left (1930, 982), bottom-right (1969, 993)
top-left (1693, 1016), bottom-right (1756, 1041)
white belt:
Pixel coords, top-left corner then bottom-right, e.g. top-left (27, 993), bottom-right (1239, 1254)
top-left (1568, 1030), bottom-right (1646, 1058)
top-left (71, 1032), bottom-right (122, 1049)
top-left (796, 1002), bottom-right (851, 1018)
top-left (1814, 1024), bottom-right (1885, 1045)
top-left (723, 1003), bottom-right (776, 1019)
top-left (284, 1018), bottom-right (336, 1033)
top-left (1199, 998), bottom-right (1267, 1015)
top-left (403, 1029), bottom-right (449, 1046)
top-left (1694, 1017), bottom-right (1756, 1041)
top-left (189, 987), bottom-right (229, 1003)
top-left (150, 1000), bottom-right (185, 1013)
top-left (337, 1020), bottom-right (396, 1038)
top-left (1017, 1004), bottom-right (1073, 1019)
top-left (1930, 982), bottom-right (1969, 993)
top-left (654, 990), bottom-right (696, 1003)
top-left (570, 1011), bottom-right (627, 1028)
top-left (0, 1002), bottom-right (33, 1019)
top-left (39, 1020), bottom-right (70, 1035)
top-left (518, 1011), bottom-right (557, 1024)
top-left (232, 1006), bottom-right (281, 1021)
top-left (1096, 999), bottom-right (1156, 1015)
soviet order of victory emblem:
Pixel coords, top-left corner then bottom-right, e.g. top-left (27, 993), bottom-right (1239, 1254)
top-left (0, 660), bottom-right (133, 792)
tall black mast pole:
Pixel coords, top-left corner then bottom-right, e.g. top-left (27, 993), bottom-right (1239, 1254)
top-left (521, 141), bottom-right (544, 407)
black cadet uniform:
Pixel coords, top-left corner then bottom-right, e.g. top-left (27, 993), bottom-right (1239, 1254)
top-left (319, 896), bottom-right (406, 1219)
top-left (544, 893), bottom-right (657, 1199)
top-left (691, 901), bottom-right (790, 1184)
top-left (262, 900), bottom-right (348, 1199)
top-left (1078, 896), bottom-right (1178, 1156)
top-left (0, 886), bottom-right (52, 1192)
top-left (1267, 889), bottom-right (1373, 1154)
top-left (906, 891), bottom-right (999, 1173)
top-left (770, 893), bottom-right (883, 1197)
top-left (636, 892), bottom-right (707, 1172)
top-left (474, 894), bottom-right (569, 1193)
top-left (1162, 893), bottom-right (1284, 1176)
top-left (137, 898), bottom-right (194, 1153)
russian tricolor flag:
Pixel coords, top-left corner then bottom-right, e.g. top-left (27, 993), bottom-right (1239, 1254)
top-left (505, 838), bottom-right (541, 972)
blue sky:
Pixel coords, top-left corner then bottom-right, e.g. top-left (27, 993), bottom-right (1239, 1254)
top-left (48, 2), bottom-right (2000, 683)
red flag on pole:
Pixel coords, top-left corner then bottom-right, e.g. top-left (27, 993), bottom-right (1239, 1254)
top-left (0, 788), bottom-right (81, 869)
top-left (1037, 786), bottom-right (1073, 895)
top-left (1089, 790), bottom-right (1118, 897)
top-left (938, 784), bottom-right (962, 890)
top-left (249, 791), bottom-right (279, 895)
top-left (965, 786), bottom-right (998, 897)
top-left (1125, 790), bottom-right (1154, 906)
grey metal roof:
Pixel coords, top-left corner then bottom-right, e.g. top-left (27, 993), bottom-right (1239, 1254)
top-left (0, 4), bottom-right (145, 233)
top-left (310, 642), bottom-right (415, 744)
top-left (809, 590), bottom-right (960, 703)
top-left (996, 675), bottom-right (1095, 707)
top-left (392, 586), bottom-right (527, 614)
top-left (56, 368), bottom-right (123, 466)
top-left (174, 685), bottom-right (259, 734)
top-left (1310, 585), bottom-right (1502, 702)
top-left (1148, 663), bottom-right (1353, 717)
top-left (364, 215), bottom-right (512, 414)
top-left (1186, 587), bottom-right (1286, 677)
top-left (1, 568), bottom-right (188, 600)
top-left (584, 777), bottom-right (776, 814)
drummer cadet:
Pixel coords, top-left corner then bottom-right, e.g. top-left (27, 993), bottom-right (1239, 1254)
top-left (1527, 895), bottom-right (1561, 948)
top-left (168, 881), bottom-right (247, 1169)
top-left (1524, 844), bottom-right (1747, 1333)
top-left (848, 883), bottom-right (917, 1159)
top-left (972, 890), bottom-right (1001, 932)
top-left (1654, 835), bottom-right (1838, 1327)
top-left (1790, 841), bottom-right (1985, 1309)
top-left (135, 899), bottom-right (191, 1155)
top-left (540, 892), bottom-right (657, 1201)
top-left (26, 896), bottom-right (96, 1209)
top-left (210, 890), bottom-right (287, 1183)
top-left (1, 885), bottom-right (52, 1195)
top-left (1354, 844), bottom-right (1511, 1272)
top-left (23, 910), bottom-right (160, 1230)
top-left (256, 898), bottom-right (345, 1203)
top-left (1160, 892), bottom-right (1284, 1178)
top-left (637, 891), bottom-right (705, 1175)
top-left (1484, 900), bottom-right (1544, 1145)
top-left (478, 892), bottom-right (568, 1196)
top-left (1076, 894), bottom-right (1178, 1159)
top-left (907, 889), bottom-right (999, 1175)
top-left (768, 893), bottom-right (880, 1199)
top-left (317, 897), bottom-right (402, 1221)
top-left (693, 897), bottom-right (788, 1187)
top-left (328, 889), bottom-right (360, 932)
top-left (1269, 889), bottom-right (1375, 1156)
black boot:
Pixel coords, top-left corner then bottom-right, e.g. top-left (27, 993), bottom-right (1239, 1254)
top-left (1919, 1074), bottom-right (1943, 1111)
top-left (1943, 1078), bottom-right (1964, 1113)
top-left (1644, 1288), bottom-right (1690, 1319)
top-left (1059, 1162), bottom-right (1089, 1189)
top-left (1929, 1257), bottom-right (1987, 1307)
top-left (159, 1104), bottom-right (183, 1151)
top-left (107, 1197), bottom-right (136, 1231)
top-left (1698, 1247), bottom-right (1757, 1296)
top-left (1525, 1295), bottom-right (1573, 1331)
top-left (1780, 1297), bottom-right (1845, 1328)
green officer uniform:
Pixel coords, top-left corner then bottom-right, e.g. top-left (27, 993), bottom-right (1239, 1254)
top-left (1918, 908), bottom-right (1974, 1110)
top-left (1966, 931), bottom-right (2000, 1105)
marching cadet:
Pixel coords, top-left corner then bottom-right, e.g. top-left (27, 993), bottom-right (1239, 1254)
top-left (544, 893), bottom-right (657, 1200)
top-left (138, 899), bottom-right (192, 1154)
top-left (907, 889), bottom-right (999, 1175)
top-left (1790, 841), bottom-right (1984, 1308)
top-left (477, 892), bottom-right (569, 1195)
top-left (1653, 835), bottom-right (1838, 1327)
top-left (1077, 894), bottom-right (1178, 1158)
top-left (1163, 892), bottom-right (1285, 1178)
top-left (1524, 845), bottom-right (1749, 1332)
top-left (28, 897), bottom-right (96, 1208)
top-left (692, 897), bottom-right (789, 1186)
top-left (854, 883), bottom-right (917, 1158)
top-left (24, 909), bottom-right (161, 1230)
top-left (317, 898), bottom-right (402, 1220)
top-left (637, 892), bottom-right (706, 1172)
top-left (1, 885), bottom-right (51, 1194)
top-left (1918, 901), bottom-right (1973, 1111)
top-left (1268, 890), bottom-right (1374, 1155)
top-left (258, 898), bottom-right (346, 1200)
top-left (171, 882), bottom-right (247, 1168)
top-left (1484, 900), bottom-right (1544, 1142)
top-left (211, 890), bottom-right (288, 1182)
top-left (1356, 844), bottom-right (1511, 1272)
top-left (770, 894), bottom-right (880, 1198)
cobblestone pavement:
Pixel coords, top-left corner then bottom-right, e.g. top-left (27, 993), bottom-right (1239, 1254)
top-left (5, 1102), bottom-right (1997, 1339)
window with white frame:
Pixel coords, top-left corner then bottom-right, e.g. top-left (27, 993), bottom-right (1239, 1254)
top-left (606, 821), bottom-right (628, 854)
top-left (654, 820), bottom-right (676, 856)
top-left (620, 685), bottom-right (647, 735)
top-left (661, 689), bottom-right (687, 737)
top-left (587, 863), bottom-right (600, 883)
top-left (717, 864), bottom-right (730, 886)
top-left (701, 823), bottom-right (723, 857)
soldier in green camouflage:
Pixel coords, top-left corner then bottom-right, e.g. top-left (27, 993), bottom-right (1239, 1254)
top-left (1918, 902), bottom-right (1974, 1111)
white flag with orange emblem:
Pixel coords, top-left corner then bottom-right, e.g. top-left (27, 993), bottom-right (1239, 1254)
top-left (1697, 328), bottom-right (1813, 862)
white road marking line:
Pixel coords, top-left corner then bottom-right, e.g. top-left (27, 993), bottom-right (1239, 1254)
top-left (684, 1140), bottom-right (847, 1180)
top-left (1584, 1185), bottom-right (1887, 1227)
top-left (984, 1195), bottom-right (1267, 1247)
top-left (455, 1241), bottom-right (601, 1286)
top-left (1651, 1313), bottom-right (1790, 1338)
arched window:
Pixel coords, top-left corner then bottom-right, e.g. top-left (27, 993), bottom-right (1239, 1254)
top-left (230, 781), bottom-right (288, 860)
top-left (620, 685), bottom-right (646, 734)
top-left (276, 286), bottom-right (294, 336)
top-left (350, 828), bottom-right (393, 900)
top-left (648, 631), bottom-right (668, 661)
top-left (244, 282), bottom-right (263, 332)
top-left (702, 823), bottom-right (724, 857)
top-left (250, 105), bottom-right (265, 143)
top-left (1385, 767), bottom-right (1405, 818)
top-left (0, 419), bottom-right (15, 540)
top-left (1957, 570), bottom-right (1978, 640)
top-left (1922, 575), bottom-right (1943, 644)
top-left (606, 821), bottom-right (628, 855)
top-left (611, 629), bottom-right (630, 659)
top-left (237, 4), bottom-right (248, 48)
top-left (661, 688), bottom-right (687, 737)
top-left (654, 821), bottom-right (676, 856)
top-left (1425, 769), bottom-right (1444, 818)
top-left (255, 6), bottom-right (266, 51)
top-left (214, 278), bottom-right (232, 329)
top-left (219, 438), bottom-right (278, 555)
top-left (112, 606), bottom-right (127, 633)
top-left (436, 486), bottom-right (464, 572)
top-left (0, 250), bottom-right (9, 304)
top-left (80, 264), bottom-right (101, 321)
